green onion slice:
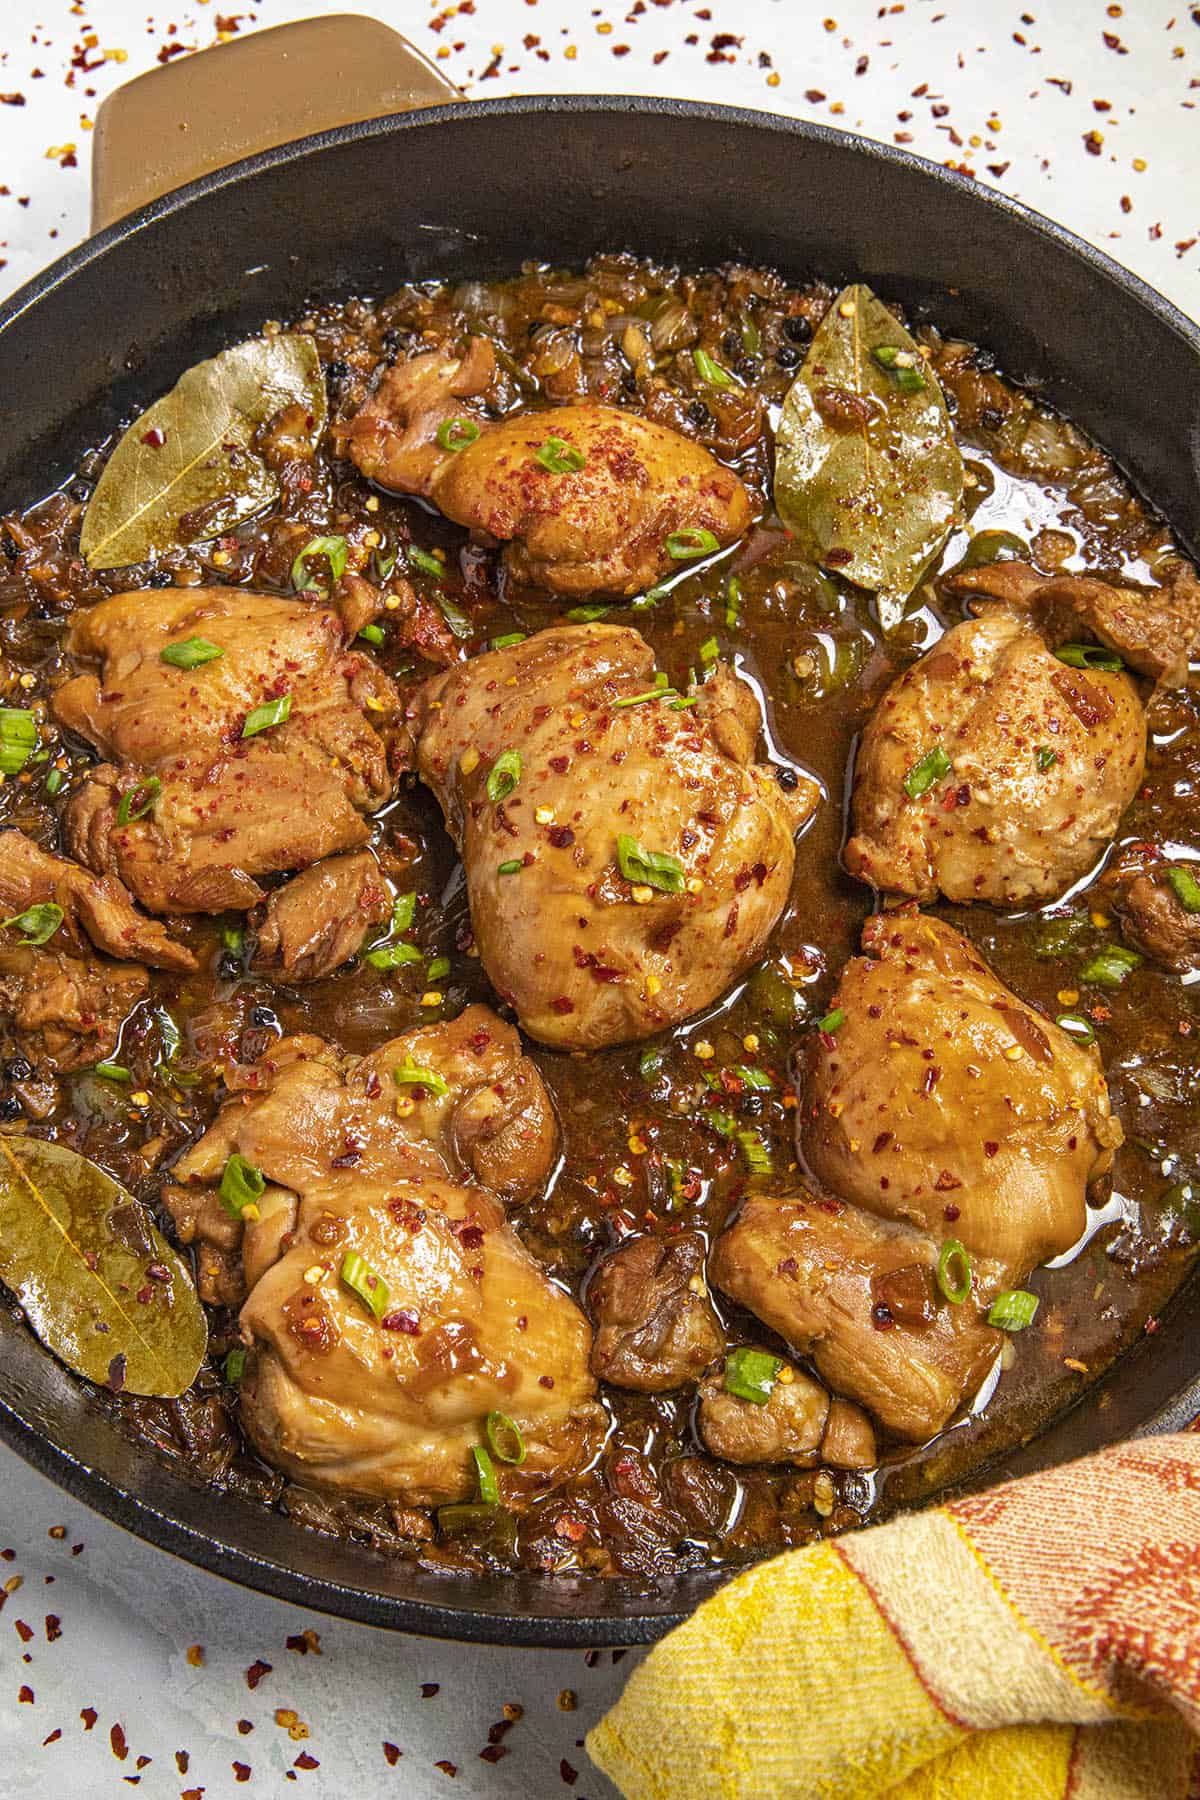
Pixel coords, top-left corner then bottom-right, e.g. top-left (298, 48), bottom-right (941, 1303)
top-left (0, 709), bottom-right (38, 776)
top-left (485, 1410), bottom-right (526, 1464)
top-left (903, 745), bottom-right (953, 800)
top-left (116, 775), bottom-right (162, 826)
top-left (872, 344), bottom-right (925, 391)
top-left (535, 437), bottom-right (585, 474)
top-left (437, 1501), bottom-right (500, 1535)
top-left (221, 924), bottom-right (244, 958)
top-left (731, 1065), bottom-right (773, 1090)
top-left (737, 1129), bottom-right (772, 1174)
top-left (699, 636), bottom-right (719, 666)
top-left (392, 1058), bottom-right (449, 1097)
top-left (223, 1347), bottom-right (247, 1384)
top-left (291, 535), bottom-right (348, 595)
top-left (160, 636), bottom-right (223, 670)
top-left (1079, 944), bottom-right (1142, 988)
top-left (2, 902), bottom-right (63, 946)
top-left (725, 576), bottom-right (743, 628)
top-left (936, 1238), bottom-right (972, 1305)
top-left (666, 527), bottom-right (720, 561)
top-left (816, 1008), bottom-right (845, 1036)
top-left (617, 834), bottom-right (685, 894)
top-left (219, 1152), bottom-right (265, 1218)
top-left (93, 1061), bottom-right (130, 1083)
top-left (486, 749), bottom-right (522, 803)
top-left (693, 347), bottom-right (735, 388)
top-left (358, 623), bottom-right (385, 647)
top-left (1056, 1012), bottom-right (1096, 1045)
top-left (491, 631), bottom-right (526, 649)
top-left (437, 416), bottom-right (481, 453)
top-left (45, 768), bottom-right (64, 797)
top-left (498, 858), bottom-right (523, 876)
top-left (1054, 643), bottom-right (1124, 673)
top-left (391, 893), bottom-right (416, 933)
top-left (426, 955), bottom-right (451, 981)
top-left (1166, 865), bottom-right (1200, 914)
top-left (473, 1443), bottom-right (501, 1503)
top-left (1036, 746), bottom-right (1058, 771)
top-left (340, 1249), bottom-right (390, 1319)
top-left (438, 595), bottom-right (473, 639)
top-left (723, 1346), bottom-right (782, 1405)
top-left (987, 1288), bottom-right (1040, 1331)
top-left (242, 694), bottom-right (291, 738)
top-left (638, 1048), bottom-right (663, 1081)
top-left (365, 942), bottom-right (421, 970)
top-left (408, 547), bottom-right (445, 580)
top-left (566, 604), bottom-right (611, 623)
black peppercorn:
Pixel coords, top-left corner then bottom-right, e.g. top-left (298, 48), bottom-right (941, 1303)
top-left (776, 344), bottom-right (802, 370)
top-left (686, 399), bottom-right (712, 428)
top-left (783, 315), bottom-right (812, 343)
top-left (775, 766), bottom-right (800, 791)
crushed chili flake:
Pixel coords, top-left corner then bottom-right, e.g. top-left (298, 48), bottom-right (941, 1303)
top-left (245, 1659), bottom-right (273, 1690)
top-left (420, 1682), bottom-right (441, 1698)
top-left (233, 1761), bottom-right (252, 1782)
top-left (110, 1723), bottom-right (128, 1760)
top-left (294, 1751), bottom-right (319, 1770)
top-left (81, 1706), bottom-right (97, 1730)
top-left (435, 1760), bottom-right (458, 1776)
top-left (561, 1760), bottom-right (579, 1785)
top-left (285, 1629), bottom-right (322, 1655)
top-left (383, 1741), bottom-right (403, 1764)
top-left (18, 1685), bottom-right (33, 1703)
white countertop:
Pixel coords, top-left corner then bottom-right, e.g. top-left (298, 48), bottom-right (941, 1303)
top-left (0, 2), bottom-right (1196, 1797)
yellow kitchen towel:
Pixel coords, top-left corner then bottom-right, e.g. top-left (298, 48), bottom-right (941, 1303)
top-left (587, 1433), bottom-right (1200, 1800)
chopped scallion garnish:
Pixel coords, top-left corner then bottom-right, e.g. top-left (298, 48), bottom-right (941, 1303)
top-left (223, 1347), bottom-right (247, 1384)
top-left (222, 924), bottom-right (244, 957)
top-left (1055, 1012), bottom-right (1096, 1045)
top-left (219, 1152), bottom-right (265, 1218)
top-left (291, 535), bottom-right (348, 595)
top-left (490, 632), bottom-right (526, 649)
top-left (437, 1502), bottom-right (500, 1535)
top-left (692, 347), bottom-right (735, 388)
top-left (2, 902), bottom-right (63, 946)
top-left (699, 636), bottom-right (719, 665)
top-left (723, 1346), bottom-right (781, 1405)
top-left (638, 1048), bottom-right (663, 1081)
top-left (936, 1238), bottom-right (972, 1305)
top-left (535, 437), bottom-right (585, 474)
top-left (987, 1288), bottom-right (1040, 1331)
top-left (426, 955), bottom-right (450, 980)
top-left (486, 749), bottom-right (522, 803)
top-left (736, 1129), bottom-right (772, 1174)
top-left (1054, 643), bottom-right (1124, 673)
top-left (93, 1062), bottom-right (130, 1083)
top-left (1079, 944), bottom-right (1142, 988)
top-left (392, 1058), bottom-right (449, 1097)
top-left (436, 416), bottom-right (482, 453)
top-left (903, 745), bottom-right (952, 800)
top-left (45, 768), bottom-right (64, 797)
top-left (391, 893), bottom-right (416, 933)
top-left (161, 636), bottom-right (223, 670)
top-left (408, 546), bottom-right (445, 580)
top-left (1166, 865), bottom-right (1200, 914)
top-left (340, 1249), bottom-right (389, 1319)
top-left (0, 709), bottom-right (37, 776)
top-left (242, 695), bottom-right (291, 738)
top-left (725, 576), bottom-right (742, 628)
top-left (498, 858), bottom-right (523, 876)
top-left (358, 623), bottom-right (385, 647)
top-left (817, 1008), bottom-right (845, 1035)
top-left (485, 1410), bottom-right (526, 1465)
top-left (872, 343), bottom-right (925, 391)
top-left (666, 527), bottom-right (720, 560)
top-left (365, 942), bottom-right (421, 970)
top-left (438, 595), bottom-right (473, 639)
top-left (116, 775), bottom-right (162, 826)
top-left (473, 1443), bottom-right (501, 1503)
top-left (731, 1065), bottom-right (773, 1090)
top-left (617, 834), bottom-right (685, 894)
top-left (1036, 745), bottom-right (1057, 771)
top-left (566, 604), bottom-right (611, 623)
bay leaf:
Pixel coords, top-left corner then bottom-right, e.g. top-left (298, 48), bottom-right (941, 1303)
top-left (0, 1135), bottom-right (206, 1396)
top-left (80, 333), bottom-right (326, 572)
top-left (773, 284), bottom-right (964, 630)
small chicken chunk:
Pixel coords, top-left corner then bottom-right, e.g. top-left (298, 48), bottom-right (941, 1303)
top-left (339, 340), bottom-right (752, 596)
top-left (250, 851), bottom-right (390, 984)
top-left (844, 605), bottom-right (1146, 905)
top-left (1097, 845), bottom-right (1200, 974)
top-left (0, 942), bottom-right (147, 1074)
top-left (710, 1193), bottom-right (1001, 1443)
top-left (54, 587), bottom-right (401, 915)
top-left (801, 910), bottom-right (1122, 1273)
top-left (414, 624), bottom-right (817, 1048)
top-left (165, 1006), bottom-right (598, 1503)
top-left (0, 830), bottom-right (195, 971)
top-left (586, 1232), bottom-right (724, 1392)
top-left (697, 1359), bottom-right (876, 1470)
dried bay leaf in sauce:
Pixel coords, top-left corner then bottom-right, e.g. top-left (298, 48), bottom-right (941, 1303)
top-left (0, 1135), bottom-right (206, 1396)
top-left (80, 333), bottom-right (326, 571)
top-left (773, 284), bottom-right (964, 631)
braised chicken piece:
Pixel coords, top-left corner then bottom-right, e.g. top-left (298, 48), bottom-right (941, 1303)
top-left (339, 339), bottom-right (753, 597)
top-left (0, 942), bottom-right (148, 1075)
top-left (697, 1358), bottom-right (876, 1470)
top-left (844, 601), bottom-right (1146, 906)
top-left (54, 587), bottom-right (401, 915)
top-left (250, 850), bottom-right (390, 984)
top-left (0, 830), bottom-right (195, 971)
top-left (586, 1231), bottom-right (724, 1392)
top-left (713, 912), bottom-right (1121, 1441)
top-left (163, 1006), bottom-right (601, 1502)
top-left (413, 623), bottom-right (817, 1049)
top-left (945, 558), bottom-right (1200, 689)
top-left (1097, 845), bottom-right (1200, 974)
top-left (710, 1193), bottom-right (1002, 1443)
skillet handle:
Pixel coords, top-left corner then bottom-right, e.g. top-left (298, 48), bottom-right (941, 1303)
top-left (90, 14), bottom-right (461, 233)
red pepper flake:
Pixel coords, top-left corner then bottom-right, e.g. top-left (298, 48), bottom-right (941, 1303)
top-left (42, 1728), bottom-right (61, 1746)
top-left (237, 1719), bottom-right (253, 1736)
top-left (175, 1752), bottom-right (190, 1774)
top-left (435, 1761), bottom-right (458, 1777)
top-left (479, 1745), bottom-right (508, 1763)
top-left (233, 1762), bottom-right (252, 1782)
top-left (553, 1515), bottom-right (586, 1542)
top-left (81, 1706), bottom-right (97, 1730)
top-left (381, 1308), bottom-right (420, 1334)
top-left (285, 1629), bottom-right (321, 1655)
top-left (140, 427), bottom-right (166, 447)
top-left (934, 1170), bottom-right (962, 1191)
top-left (383, 1742), bottom-right (403, 1765)
top-left (18, 1685), bottom-right (33, 1704)
top-left (943, 1203), bottom-right (961, 1222)
top-left (136, 1756), bottom-right (151, 1770)
top-left (111, 1723), bottom-right (128, 1760)
top-left (550, 996), bottom-right (575, 1014)
top-left (14, 1618), bottom-right (32, 1642)
top-left (1083, 130), bottom-right (1104, 155)
top-left (420, 1682), bottom-right (440, 1699)
top-left (294, 1752), bottom-right (319, 1770)
top-left (182, 1791), bottom-right (204, 1800)
top-left (45, 1614), bottom-right (61, 1642)
top-left (245, 1659), bottom-right (272, 1690)
top-left (983, 1141), bottom-right (999, 1158)
top-left (561, 1760), bottom-right (579, 1785)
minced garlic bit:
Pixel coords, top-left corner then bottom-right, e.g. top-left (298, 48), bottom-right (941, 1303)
top-left (384, 594), bottom-right (402, 610)
top-left (612, 1166), bottom-right (634, 1188)
top-left (1090, 911), bottom-right (1110, 930)
top-left (210, 549), bottom-right (231, 567)
top-left (420, 990), bottom-right (443, 1006)
top-left (535, 806), bottom-right (555, 824)
top-left (627, 1134), bottom-right (648, 1155)
top-left (813, 1471), bottom-right (836, 1516)
top-left (365, 495), bottom-right (380, 512)
top-left (838, 300), bottom-right (856, 318)
top-left (130, 1089), bottom-right (151, 1107)
top-left (1003, 1044), bottom-right (1023, 1062)
top-left (777, 1364), bottom-right (795, 1385)
top-left (1063, 1357), bottom-right (1089, 1374)
top-left (459, 746), bottom-right (480, 775)
top-left (693, 1040), bottom-right (715, 1061)
top-left (303, 1265), bottom-right (324, 1286)
top-left (687, 1273), bottom-right (707, 1297)
top-left (275, 1709), bottom-right (310, 1741)
top-left (644, 974), bottom-right (662, 997)
top-left (557, 1689), bottom-right (578, 1712)
top-left (17, 672), bottom-right (36, 690)
top-left (686, 877), bottom-right (703, 894)
top-left (240, 1204), bottom-right (261, 1224)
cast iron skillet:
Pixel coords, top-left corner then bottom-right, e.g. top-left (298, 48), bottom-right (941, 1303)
top-left (0, 86), bottom-right (1198, 1646)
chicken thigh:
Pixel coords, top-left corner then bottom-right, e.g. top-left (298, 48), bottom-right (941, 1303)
top-left (413, 623), bottom-right (817, 1049)
top-left (54, 587), bottom-right (401, 914)
top-left (844, 600), bottom-right (1146, 906)
top-left (339, 339), bottom-right (752, 597)
top-left (250, 850), bottom-right (390, 984)
top-left (164, 1005), bottom-right (602, 1504)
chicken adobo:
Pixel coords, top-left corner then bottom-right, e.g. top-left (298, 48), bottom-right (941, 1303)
top-left (0, 254), bottom-right (1196, 1582)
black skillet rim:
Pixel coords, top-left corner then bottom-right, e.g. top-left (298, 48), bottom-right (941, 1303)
top-left (0, 94), bottom-right (1198, 1648)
